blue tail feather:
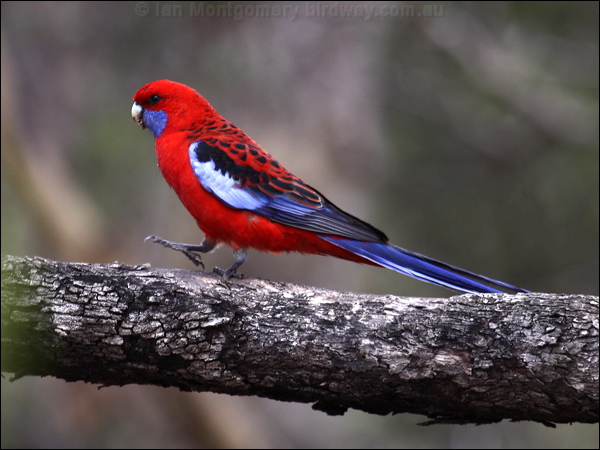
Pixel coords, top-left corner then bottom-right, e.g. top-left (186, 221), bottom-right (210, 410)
top-left (320, 237), bottom-right (528, 294)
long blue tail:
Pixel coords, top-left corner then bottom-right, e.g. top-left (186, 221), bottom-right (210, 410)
top-left (320, 237), bottom-right (528, 294)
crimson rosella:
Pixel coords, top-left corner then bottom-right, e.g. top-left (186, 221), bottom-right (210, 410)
top-left (132, 80), bottom-right (528, 294)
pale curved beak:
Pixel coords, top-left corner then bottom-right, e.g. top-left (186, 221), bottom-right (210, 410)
top-left (131, 102), bottom-right (145, 128)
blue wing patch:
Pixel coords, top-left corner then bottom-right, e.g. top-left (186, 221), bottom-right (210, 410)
top-left (188, 140), bottom-right (388, 242)
top-left (189, 144), bottom-right (265, 210)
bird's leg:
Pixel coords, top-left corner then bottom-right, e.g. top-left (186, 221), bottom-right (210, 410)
top-left (145, 235), bottom-right (218, 269)
top-left (213, 248), bottom-right (247, 279)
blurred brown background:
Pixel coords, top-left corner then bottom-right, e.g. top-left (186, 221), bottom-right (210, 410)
top-left (1, 1), bottom-right (598, 448)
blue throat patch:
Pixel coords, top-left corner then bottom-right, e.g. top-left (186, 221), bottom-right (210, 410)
top-left (143, 109), bottom-right (168, 137)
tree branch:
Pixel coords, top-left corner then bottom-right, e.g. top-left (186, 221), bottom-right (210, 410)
top-left (1, 255), bottom-right (598, 425)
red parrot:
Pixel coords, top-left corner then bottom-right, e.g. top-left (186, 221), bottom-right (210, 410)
top-left (132, 80), bottom-right (528, 294)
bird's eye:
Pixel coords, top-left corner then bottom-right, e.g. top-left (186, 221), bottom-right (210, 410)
top-left (148, 94), bottom-right (162, 105)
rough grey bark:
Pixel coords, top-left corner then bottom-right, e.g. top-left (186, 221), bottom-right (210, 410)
top-left (1, 255), bottom-right (598, 425)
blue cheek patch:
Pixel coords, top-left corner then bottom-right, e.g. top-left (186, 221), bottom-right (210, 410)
top-left (143, 109), bottom-right (168, 137)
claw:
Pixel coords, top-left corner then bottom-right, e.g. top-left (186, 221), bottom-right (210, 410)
top-left (213, 266), bottom-right (245, 279)
top-left (145, 235), bottom-right (249, 277)
top-left (145, 235), bottom-right (205, 269)
top-left (212, 248), bottom-right (248, 279)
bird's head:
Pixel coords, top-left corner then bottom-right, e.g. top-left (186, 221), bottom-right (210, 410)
top-left (132, 79), bottom-right (213, 138)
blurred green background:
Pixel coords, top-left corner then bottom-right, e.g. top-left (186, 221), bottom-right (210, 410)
top-left (1, 1), bottom-right (598, 448)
